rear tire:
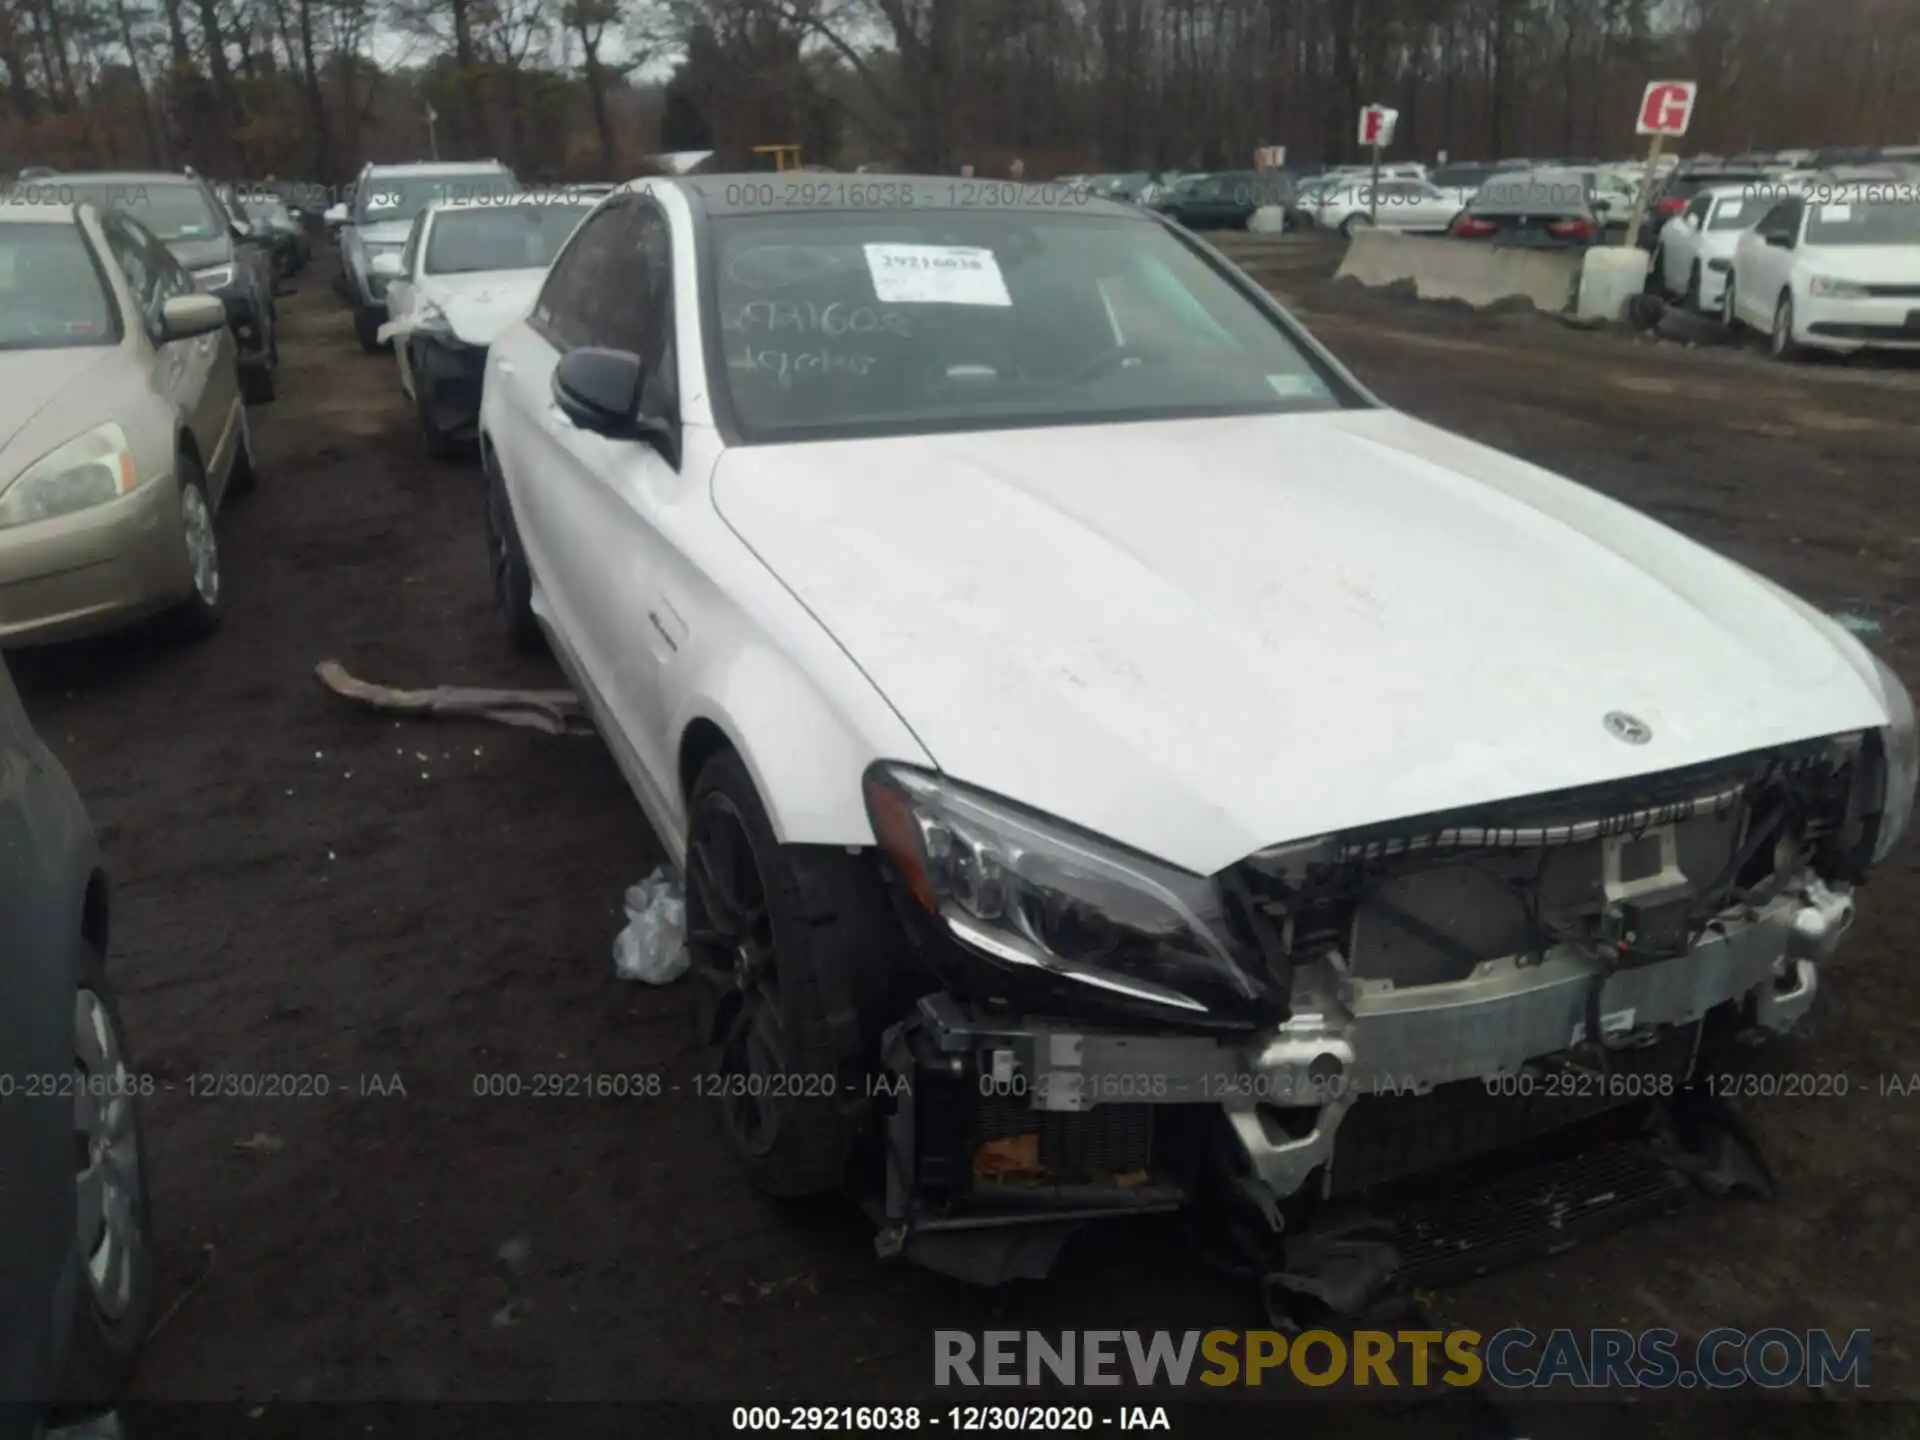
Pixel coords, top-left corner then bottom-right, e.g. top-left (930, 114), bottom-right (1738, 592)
top-left (227, 409), bottom-right (259, 495)
top-left (484, 451), bottom-right (542, 653)
top-left (50, 957), bottom-right (154, 1417)
top-left (684, 747), bottom-right (903, 1197)
top-left (165, 458), bottom-right (223, 640)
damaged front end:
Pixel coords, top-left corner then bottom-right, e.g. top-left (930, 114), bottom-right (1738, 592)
top-left (860, 728), bottom-right (1907, 1307)
top-left (409, 331), bottom-right (489, 441)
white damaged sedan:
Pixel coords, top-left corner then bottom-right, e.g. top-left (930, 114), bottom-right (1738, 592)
top-left (479, 177), bottom-right (1917, 1304)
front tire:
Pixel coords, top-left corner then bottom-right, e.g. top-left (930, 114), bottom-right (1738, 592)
top-left (413, 346), bottom-right (459, 459)
top-left (52, 961), bottom-right (155, 1414)
top-left (1340, 213), bottom-right (1372, 238)
top-left (684, 748), bottom-right (903, 1197)
top-left (1771, 293), bottom-right (1805, 361)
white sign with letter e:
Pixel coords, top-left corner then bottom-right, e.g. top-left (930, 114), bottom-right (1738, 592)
top-left (1358, 105), bottom-right (1398, 148)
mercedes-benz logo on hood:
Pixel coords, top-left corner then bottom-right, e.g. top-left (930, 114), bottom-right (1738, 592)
top-left (1604, 711), bottom-right (1652, 745)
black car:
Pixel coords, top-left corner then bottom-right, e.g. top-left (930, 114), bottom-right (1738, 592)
top-left (1448, 167), bottom-right (1601, 247)
top-left (218, 183), bottom-right (307, 282)
top-left (0, 658), bottom-right (154, 1434)
top-left (60, 171), bottom-right (281, 401)
top-left (1150, 170), bottom-right (1294, 230)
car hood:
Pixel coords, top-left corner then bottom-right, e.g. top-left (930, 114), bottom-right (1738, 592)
top-left (712, 408), bottom-right (1892, 875)
top-left (418, 270), bottom-right (543, 345)
top-left (0, 348), bottom-right (120, 462)
top-left (1798, 244), bottom-right (1920, 283)
top-left (355, 220), bottom-right (415, 249)
top-left (167, 236), bottom-right (235, 273)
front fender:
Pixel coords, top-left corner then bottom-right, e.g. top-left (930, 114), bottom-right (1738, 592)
top-left (671, 644), bottom-right (932, 858)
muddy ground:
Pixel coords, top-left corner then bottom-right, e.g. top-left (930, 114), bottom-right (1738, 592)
top-left (11, 237), bottom-right (1919, 1431)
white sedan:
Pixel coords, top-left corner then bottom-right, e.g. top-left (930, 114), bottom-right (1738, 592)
top-left (1651, 184), bottom-right (1760, 310)
top-left (376, 192), bottom-right (597, 453)
top-left (478, 176), bottom-right (1915, 1299)
top-left (1723, 186), bottom-right (1920, 358)
top-left (1312, 177), bottom-right (1466, 235)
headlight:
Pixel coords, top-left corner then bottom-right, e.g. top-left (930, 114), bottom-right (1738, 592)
top-left (1864, 653), bottom-right (1918, 863)
top-left (1809, 276), bottom-right (1871, 298)
top-left (192, 264), bottom-right (235, 291)
top-left (863, 764), bottom-right (1266, 1017)
top-left (0, 423), bottom-right (138, 529)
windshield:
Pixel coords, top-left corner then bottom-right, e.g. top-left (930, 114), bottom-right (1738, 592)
top-left (61, 180), bottom-right (222, 242)
top-left (1804, 197), bottom-right (1920, 245)
top-left (425, 203), bottom-right (594, 274)
top-left (1707, 196), bottom-right (1758, 231)
top-left (708, 209), bottom-right (1348, 443)
top-left (0, 221), bottom-right (117, 350)
top-left (357, 173), bottom-right (517, 226)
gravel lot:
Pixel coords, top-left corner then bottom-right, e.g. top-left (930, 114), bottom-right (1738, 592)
top-left (12, 238), bottom-right (1918, 1427)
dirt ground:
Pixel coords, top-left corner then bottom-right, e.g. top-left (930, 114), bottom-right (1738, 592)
top-left (11, 238), bottom-right (1919, 1427)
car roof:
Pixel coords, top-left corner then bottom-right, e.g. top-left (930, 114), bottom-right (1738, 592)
top-left (363, 160), bottom-right (513, 177)
top-left (670, 173), bottom-right (1146, 221)
top-left (42, 170), bottom-right (205, 187)
top-left (0, 200), bottom-right (90, 224)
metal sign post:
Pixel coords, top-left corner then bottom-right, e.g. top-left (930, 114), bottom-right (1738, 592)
top-left (1623, 80), bottom-right (1698, 248)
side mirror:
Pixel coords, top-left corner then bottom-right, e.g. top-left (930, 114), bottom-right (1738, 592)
top-left (553, 347), bottom-right (678, 460)
top-left (158, 293), bottom-right (227, 342)
top-left (553, 347), bottom-right (642, 435)
top-left (324, 203), bottom-right (348, 226)
top-left (370, 251), bottom-right (404, 278)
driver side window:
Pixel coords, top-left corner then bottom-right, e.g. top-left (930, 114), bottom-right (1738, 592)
top-left (101, 216), bottom-right (161, 336)
top-left (533, 200), bottom-right (630, 350)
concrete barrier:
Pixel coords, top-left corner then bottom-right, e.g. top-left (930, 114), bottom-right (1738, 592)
top-left (1335, 229), bottom-right (1583, 312)
top-left (1576, 245), bottom-right (1652, 322)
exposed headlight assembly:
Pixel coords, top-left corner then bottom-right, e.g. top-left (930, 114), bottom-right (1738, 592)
top-left (0, 422), bottom-right (138, 529)
top-left (1809, 276), bottom-right (1871, 298)
top-left (1861, 652), bottom-right (1918, 864)
top-left (192, 264), bottom-right (235, 292)
top-left (864, 764), bottom-right (1266, 1018)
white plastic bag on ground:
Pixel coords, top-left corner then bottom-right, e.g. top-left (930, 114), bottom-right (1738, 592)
top-left (612, 867), bottom-right (688, 984)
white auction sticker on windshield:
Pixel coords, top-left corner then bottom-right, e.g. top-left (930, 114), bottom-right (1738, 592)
top-left (863, 244), bottom-right (1012, 306)
top-left (1820, 203), bottom-right (1852, 222)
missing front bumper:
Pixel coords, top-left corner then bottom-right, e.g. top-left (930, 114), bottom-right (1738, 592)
top-left (873, 878), bottom-right (1842, 1280)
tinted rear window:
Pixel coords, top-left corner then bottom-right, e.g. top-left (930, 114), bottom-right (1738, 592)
top-left (1468, 172), bottom-right (1592, 214)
